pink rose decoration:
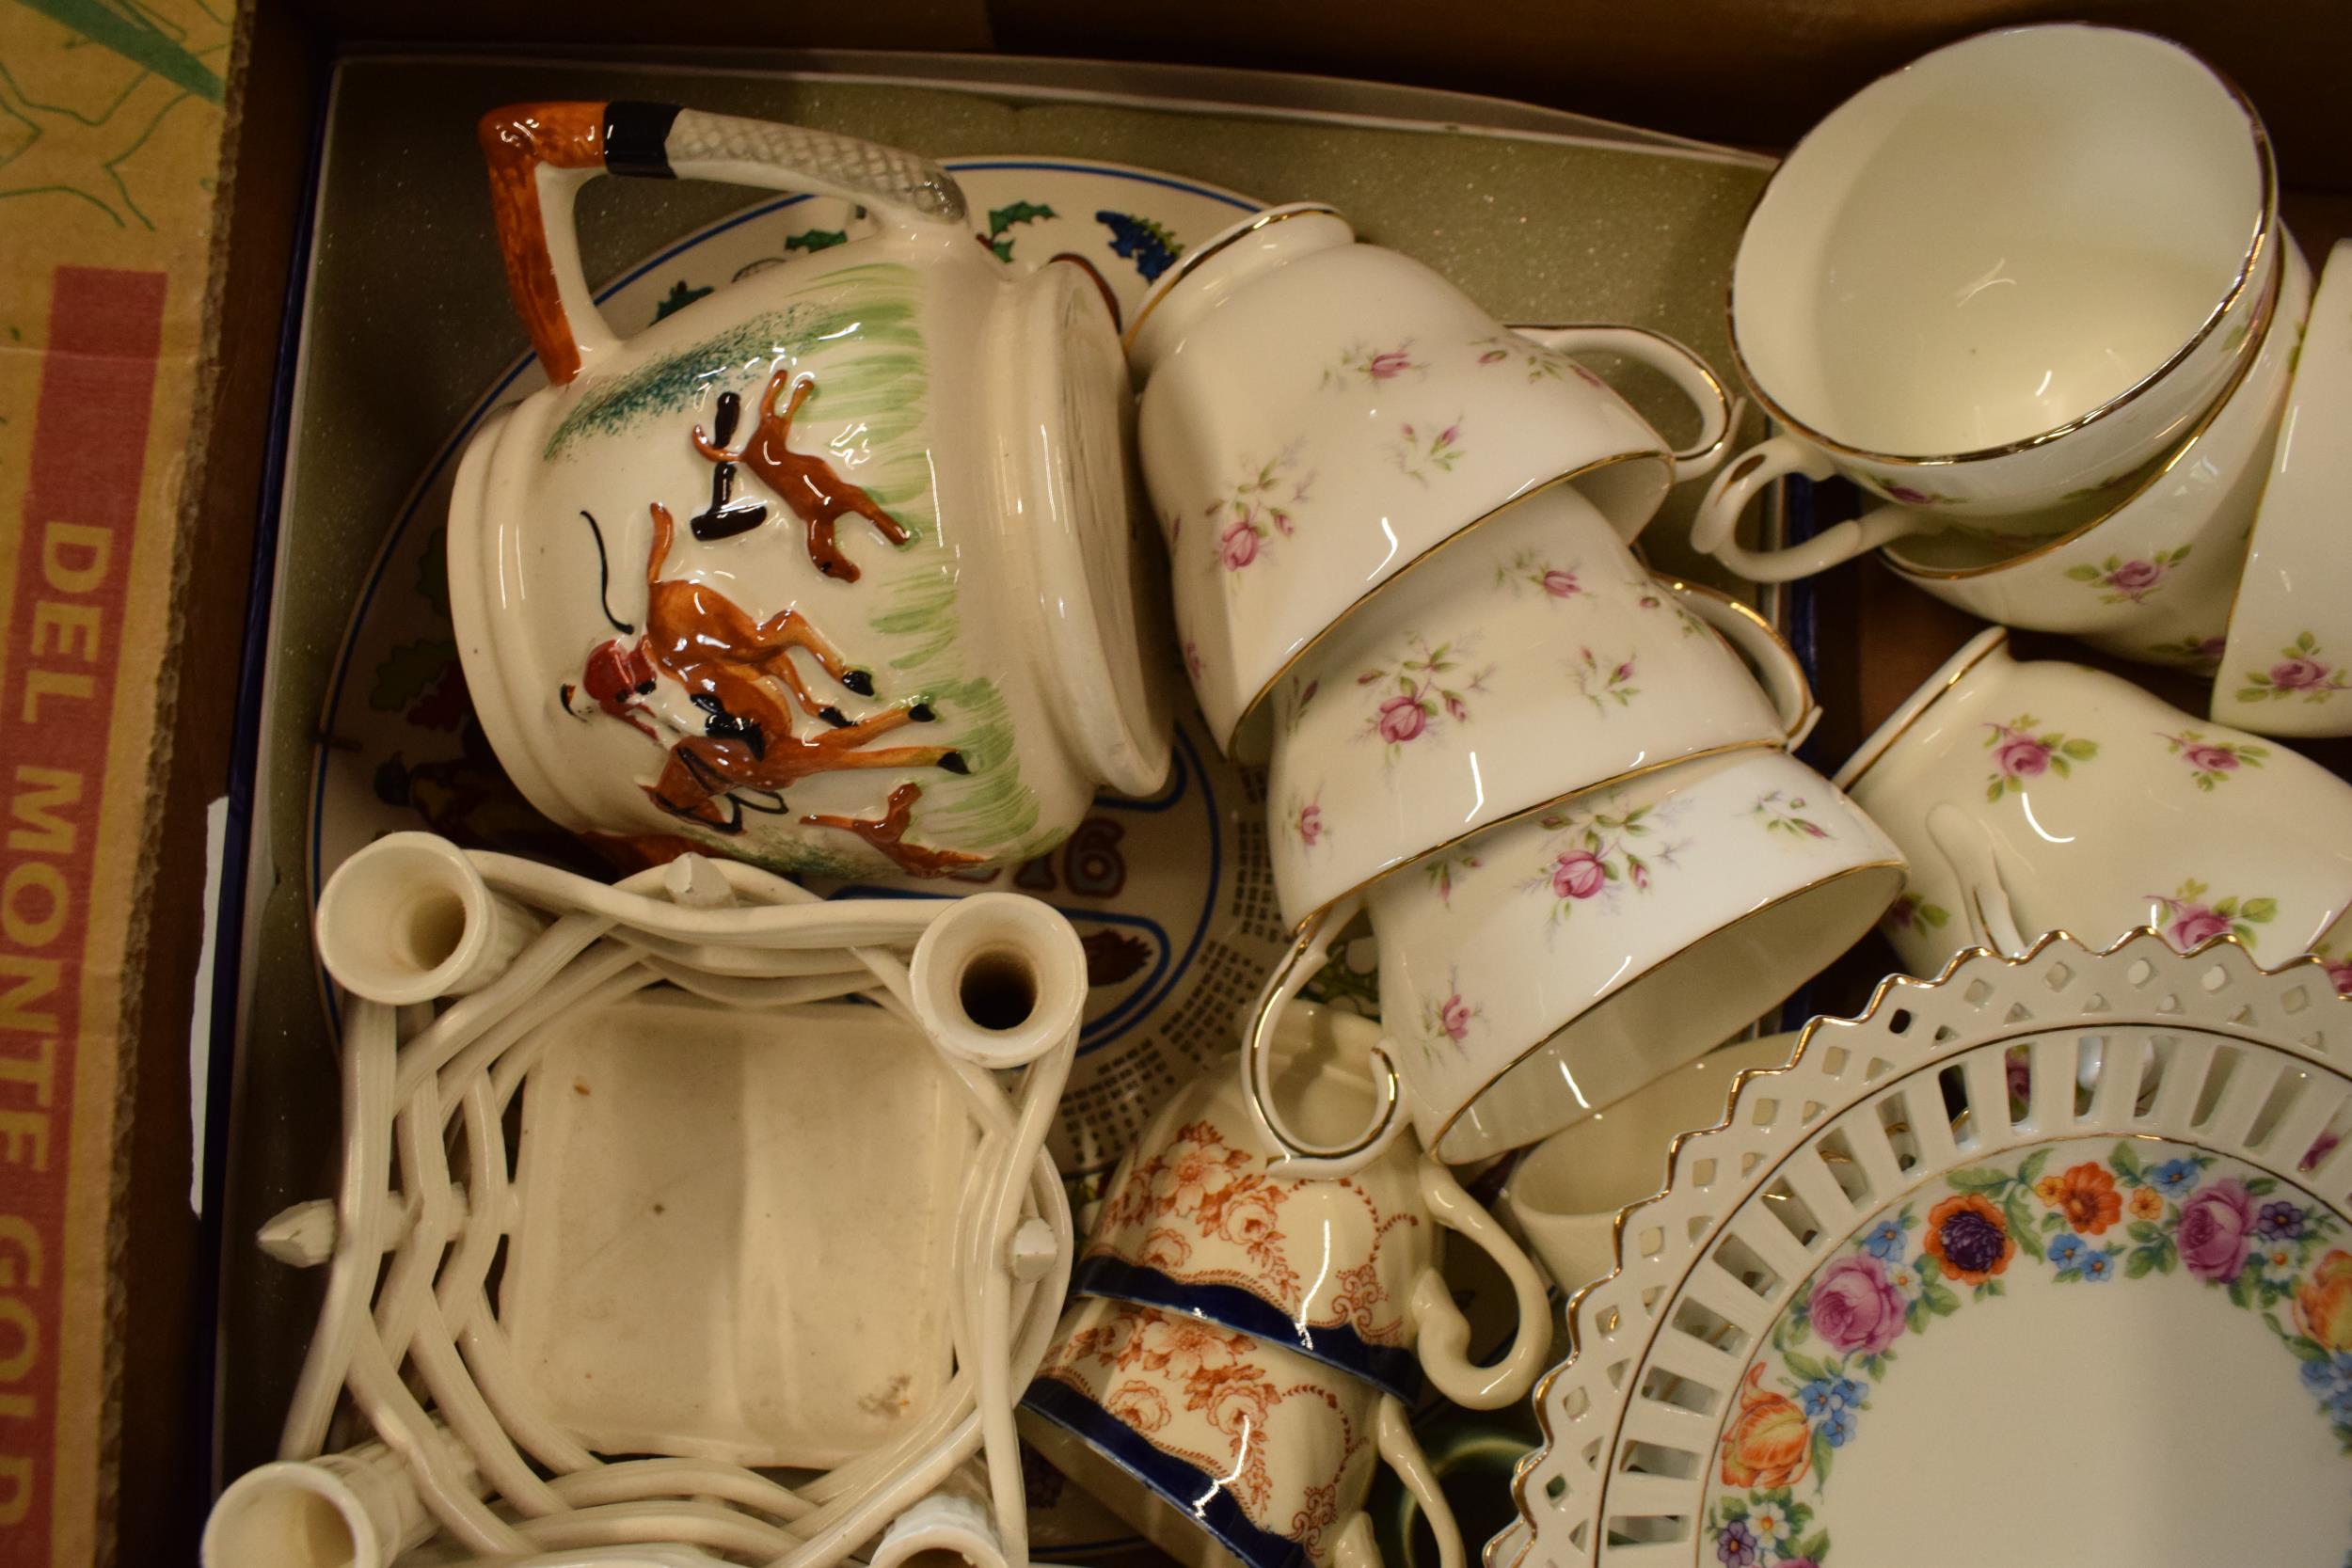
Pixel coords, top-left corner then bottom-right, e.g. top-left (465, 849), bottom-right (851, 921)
top-left (1376, 695), bottom-right (1427, 744)
top-left (1477, 347), bottom-right (1508, 364)
top-left (2183, 743), bottom-right (2239, 772)
top-left (2328, 958), bottom-right (2352, 999)
top-left (2167, 906), bottom-right (2233, 949)
top-left (1296, 802), bottom-right (1323, 847)
top-left (1541, 568), bottom-right (1580, 598)
top-left (1886, 483), bottom-right (1934, 506)
top-left (1994, 736), bottom-right (2051, 777)
top-left (1551, 849), bottom-right (1607, 900)
top-left (1807, 1254), bottom-right (1906, 1356)
top-left (2106, 560), bottom-right (2164, 591)
top-left (1368, 349), bottom-right (1414, 380)
top-left (1438, 994), bottom-right (1472, 1041)
top-left (1183, 640), bottom-right (1204, 682)
top-left (1217, 519), bottom-right (1260, 570)
top-left (2177, 1177), bottom-right (2255, 1282)
top-left (2272, 657), bottom-right (2333, 690)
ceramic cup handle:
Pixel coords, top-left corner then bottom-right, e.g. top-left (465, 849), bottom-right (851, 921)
top-left (478, 100), bottom-right (966, 384)
top-left (1661, 578), bottom-right (1822, 747)
top-left (1324, 1400), bottom-right (1464, 1568)
top-left (1923, 802), bottom-right (2029, 958)
top-left (1240, 895), bottom-right (1412, 1180)
top-left (1513, 325), bottom-right (1734, 481)
top-left (1408, 1158), bottom-right (1552, 1410)
top-left (1689, 436), bottom-right (1941, 582)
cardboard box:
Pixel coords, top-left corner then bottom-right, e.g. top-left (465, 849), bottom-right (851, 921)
top-left (1, 4), bottom-right (2347, 1563)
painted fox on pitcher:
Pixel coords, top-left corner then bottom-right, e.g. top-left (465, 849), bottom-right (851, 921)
top-left (565, 500), bottom-right (978, 877)
top-left (448, 101), bottom-right (1168, 882)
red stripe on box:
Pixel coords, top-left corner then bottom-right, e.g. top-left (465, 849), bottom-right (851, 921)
top-left (0, 264), bottom-right (169, 1567)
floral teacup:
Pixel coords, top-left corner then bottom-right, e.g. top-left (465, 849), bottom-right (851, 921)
top-left (1835, 626), bottom-right (2352, 978)
top-left (1019, 1297), bottom-right (1459, 1568)
top-left (1693, 24), bottom-right (2278, 579)
top-left (1266, 482), bottom-right (1819, 930)
top-left (1874, 239), bottom-right (2308, 674)
top-left (1130, 204), bottom-right (1731, 757)
top-left (1244, 749), bottom-right (1904, 1174)
top-left (1074, 1004), bottom-right (1549, 1408)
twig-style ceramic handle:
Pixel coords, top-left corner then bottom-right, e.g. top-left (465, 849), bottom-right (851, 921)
top-left (1664, 578), bottom-right (1823, 746)
top-left (1514, 324), bottom-right (1735, 480)
top-left (1408, 1158), bottom-right (1552, 1410)
top-left (1239, 895), bottom-right (1411, 1179)
top-left (477, 101), bottom-right (967, 384)
top-left (1689, 436), bottom-right (1938, 582)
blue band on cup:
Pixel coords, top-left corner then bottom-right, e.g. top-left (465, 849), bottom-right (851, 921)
top-left (1021, 1375), bottom-right (1305, 1568)
top-left (1073, 1253), bottom-right (1424, 1400)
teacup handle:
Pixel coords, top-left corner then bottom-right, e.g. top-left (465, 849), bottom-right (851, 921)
top-left (1923, 802), bottom-right (2029, 958)
top-left (1512, 325), bottom-right (1734, 481)
top-left (1408, 1158), bottom-right (1552, 1410)
top-left (478, 101), bottom-right (968, 384)
top-left (1240, 895), bottom-right (1412, 1180)
top-left (1658, 577), bottom-right (1822, 748)
top-left (1689, 436), bottom-right (1941, 582)
top-left (1327, 1400), bottom-right (1465, 1568)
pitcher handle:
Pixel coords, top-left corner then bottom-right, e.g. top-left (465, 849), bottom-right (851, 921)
top-left (1513, 325), bottom-right (1734, 481)
top-left (1660, 577), bottom-right (1821, 747)
top-left (1689, 436), bottom-right (1942, 582)
top-left (1409, 1158), bottom-right (1552, 1410)
top-left (1240, 895), bottom-right (1411, 1179)
top-left (478, 101), bottom-right (967, 383)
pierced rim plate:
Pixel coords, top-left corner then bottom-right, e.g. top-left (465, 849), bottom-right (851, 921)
top-left (1502, 929), bottom-right (2352, 1568)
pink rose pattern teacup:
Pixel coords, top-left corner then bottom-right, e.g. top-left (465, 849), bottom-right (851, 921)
top-left (1838, 629), bottom-right (2352, 979)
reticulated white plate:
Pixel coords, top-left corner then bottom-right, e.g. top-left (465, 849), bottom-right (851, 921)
top-left (1503, 929), bottom-right (2352, 1568)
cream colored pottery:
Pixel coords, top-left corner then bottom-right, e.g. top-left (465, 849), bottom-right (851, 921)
top-left (2212, 238), bottom-right (2352, 736)
top-left (1265, 483), bottom-right (1817, 929)
top-left (1243, 749), bottom-right (1904, 1175)
top-left (1694, 24), bottom-right (2278, 580)
top-left (1836, 627), bottom-right (2352, 978)
top-left (1021, 1296), bottom-right (1456, 1568)
top-left (1129, 204), bottom-right (1731, 758)
top-left (1877, 238), bottom-right (2308, 673)
top-left (1074, 1003), bottom-right (1549, 1409)
top-left (1500, 1031), bottom-right (1798, 1300)
top-left (450, 102), bottom-right (1168, 879)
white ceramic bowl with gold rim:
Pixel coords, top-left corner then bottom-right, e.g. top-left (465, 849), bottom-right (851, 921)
top-left (1875, 236), bottom-right (2309, 673)
top-left (1835, 626), bottom-right (2352, 981)
top-left (1692, 24), bottom-right (2278, 582)
top-left (2211, 238), bottom-right (2352, 736)
top-left (1243, 747), bottom-right (1903, 1174)
top-left (1263, 483), bottom-right (1817, 930)
top-left (1128, 204), bottom-right (1732, 760)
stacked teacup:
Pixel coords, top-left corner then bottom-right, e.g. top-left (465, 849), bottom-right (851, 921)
top-left (1020, 1005), bottom-right (1550, 1568)
top-left (1018, 198), bottom-right (1911, 1568)
top-left (1687, 24), bottom-right (2302, 688)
